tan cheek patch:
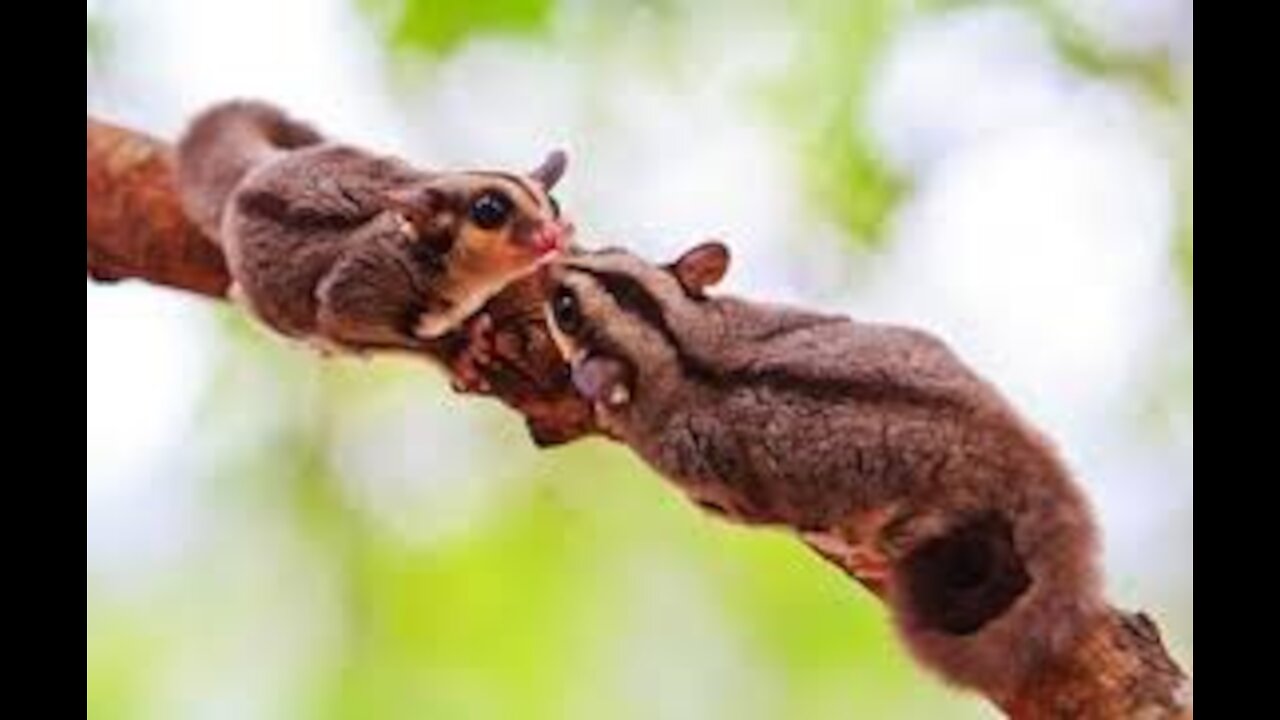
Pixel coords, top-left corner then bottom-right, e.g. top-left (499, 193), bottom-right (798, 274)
top-left (452, 229), bottom-right (514, 273)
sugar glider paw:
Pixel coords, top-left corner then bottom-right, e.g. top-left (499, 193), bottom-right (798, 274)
top-left (447, 313), bottom-right (496, 394)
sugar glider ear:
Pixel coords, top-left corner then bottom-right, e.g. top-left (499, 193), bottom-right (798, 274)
top-left (668, 240), bottom-right (731, 297)
top-left (529, 149), bottom-right (568, 190)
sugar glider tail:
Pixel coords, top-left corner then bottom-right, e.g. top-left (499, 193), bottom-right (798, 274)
top-left (175, 99), bottom-right (324, 241)
top-left (891, 474), bottom-right (1105, 701)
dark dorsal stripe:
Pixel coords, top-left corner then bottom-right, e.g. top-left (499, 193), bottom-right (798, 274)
top-left (236, 187), bottom-right (368, 230)
top-left (466, 171), bottom-right (542, 207)
top-left (582, 269), bottom-right (677, 347)
top-left (572, 267), bottom-right (964, 411)
top-left (748, 315), bottom-right (847, 344)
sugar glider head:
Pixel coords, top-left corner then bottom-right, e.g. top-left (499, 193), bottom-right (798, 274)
top-left (540, 241), bottom-right (731, 427)
top-left (386, 150), bottom-right (577, 337)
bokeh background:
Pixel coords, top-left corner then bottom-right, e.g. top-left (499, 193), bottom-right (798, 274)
top-left (86, 0), bottom-right (1192, 717)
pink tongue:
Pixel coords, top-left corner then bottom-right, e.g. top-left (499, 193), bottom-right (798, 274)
top-left (572, 355), bottom-right (629, 404)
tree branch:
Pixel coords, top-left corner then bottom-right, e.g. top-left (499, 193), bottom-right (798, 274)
top-left (1000, 610), bottom-right (1191, 719)
top-left (85, 115), bottom-right (1191, 719)
top-left (87, 118), bottom-right (230, 296)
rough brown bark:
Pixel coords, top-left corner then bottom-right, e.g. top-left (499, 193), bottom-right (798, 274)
top-left (998, 610), bottom-right (1192, 719)
top-left (86, 115), bottom-right (1191, 719)
top-left (87, 118), bottom-right (230, 296)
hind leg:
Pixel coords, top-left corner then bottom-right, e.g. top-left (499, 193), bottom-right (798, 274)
top-left (445, 312), bottom-right (496, 394)
top-left (315, 248), bottom-right (424, 352)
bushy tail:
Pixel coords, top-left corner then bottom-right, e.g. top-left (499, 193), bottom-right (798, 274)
top-left (175, 100), bottom-right (324, 241)
top-left (889, 475), bottom-right (1105, 701)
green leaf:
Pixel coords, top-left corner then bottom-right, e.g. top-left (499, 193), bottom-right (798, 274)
top-left (359, 0), bottom-right (558, 57)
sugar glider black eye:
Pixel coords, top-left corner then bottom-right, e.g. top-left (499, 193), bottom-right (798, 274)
top-left (548, 195), bottom-right (561, 218)
top-left (470, 190), bottom-right (513, 230)
top-left (551, 285), bottom-right (581, 335)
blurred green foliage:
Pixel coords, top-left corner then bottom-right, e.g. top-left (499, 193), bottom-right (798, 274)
top-left (919, 0), bottom-right (1193, 299)
top-left (918, 0), bottom-right (1182, 104)
top-left (1175, 207), bottom-right (1192, 296)
top-left (87, 12), bottom-right (112, 68)
top-left (359, 0), bottom-right (557, 57)
top-left (764, 0), bottom-right (908, 249)
top-left (87, 596), bottom-right (166, 719)
top-left (1024, 0), bottom-right (1180, 104)
top-left (1174, 94), bottom-right (1193, 298)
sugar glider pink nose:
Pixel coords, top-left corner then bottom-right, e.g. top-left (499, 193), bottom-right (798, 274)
top-left (532, 228), bottom-right (556, 254)
top-left (531, 221), bottom-right (572, 254)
